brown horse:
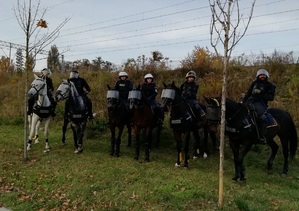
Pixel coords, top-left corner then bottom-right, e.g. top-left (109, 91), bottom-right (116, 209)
top-left (107, 85), bottom-right (132, 157)
top-left (128, 86), bottom-right (163, 162)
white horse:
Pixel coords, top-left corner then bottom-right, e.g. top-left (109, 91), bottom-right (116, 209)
top-left (55, 79), bottom-right (88, 154)
top-left (27, 74), bottom-right (52, 152)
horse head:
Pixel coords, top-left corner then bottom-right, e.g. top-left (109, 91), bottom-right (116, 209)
top-left (107, 85), bottom-right (120, 110)
top-left (161, 81), bottom-right (184, 112)
top-left (128, 84), bottom-right (142, 110)
top-left (28, 74), bottom-right (47, 100)
top-left (55, 79), bottom-right (71, 102)
top-left (205, 96), bottom-right (250, 133)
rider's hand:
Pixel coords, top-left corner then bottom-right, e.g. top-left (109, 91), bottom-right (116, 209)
top-left (252, 89), bottom-right (261, 94)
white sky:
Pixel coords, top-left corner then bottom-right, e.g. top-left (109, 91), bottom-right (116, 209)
top-left (1, 0), bottom-right (299, 71)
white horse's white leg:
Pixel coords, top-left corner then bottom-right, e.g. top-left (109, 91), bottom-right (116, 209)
top-left (44, 117), bottom-right (51, 151)
top-left (34, 120), bottom-right (41, 144)
top-left (27, 114), bottom-right (39, 150)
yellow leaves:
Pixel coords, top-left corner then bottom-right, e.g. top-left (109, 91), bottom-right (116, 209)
top-left (37, 19), bottom-right (48, 28)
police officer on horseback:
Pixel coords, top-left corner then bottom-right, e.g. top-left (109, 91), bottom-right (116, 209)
top-left (69, 70), bottom-right (94, 119)
top-left (180, 70), bottom-right (206, 126)
top-left (114, 71), bottom-right (133, 108)
top-left (27, 68), bottom-right (56, 117)
top-left (141, 73), bottom-right (164, 125)
top-left (243, 69), bottom-right (276, 144)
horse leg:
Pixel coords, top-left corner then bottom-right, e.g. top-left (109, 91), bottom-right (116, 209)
top-left (281, 138), bottom-right (289, 175)
top-left (115, 126), bottom-right (124, 157)
top-left (27, 114), bottom-right (39, 150)
top-left (127, 124), bottom-right (132, 147)
top-left (43, 118), bottom-right (51, 152)
top-left (235, 142), bottom-right (252, 181)
top-left (71, 124), bottom-right (79, 153)
top-left (110, 126), bottom-right (116, 156)
top-left (134, 127), bottom-right (140, 160)
top-left (62, 117), bottom-right (69, 144)
top-left (192, 129), bottom-right (202, 159)
top-left (34, 120), bottom-right (41, 144)
top-left (156, 124), bottom-right (162, 148)
top-left (144, 128), bottom-right (153, 162)
top-left (210, 131), bottom-right (218, 152)
top-left (184, 132), bottom-right (190, 168)
top-left (266, 138), bottom-right (279, 173)
top-left (77, 122), bottom-right (86, 153)
top-left (174, 130), bottom-right (182, 167)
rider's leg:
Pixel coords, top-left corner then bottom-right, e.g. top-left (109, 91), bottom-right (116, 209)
top-left (258, 114), bottom-right (268, 144)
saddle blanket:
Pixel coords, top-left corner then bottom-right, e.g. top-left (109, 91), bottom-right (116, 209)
top-left (265, 113), bottom-right (277, 128)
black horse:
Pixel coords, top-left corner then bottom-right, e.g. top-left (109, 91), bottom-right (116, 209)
top-left (106, 85), bottom-right (132, 157)
top-left (55, 80), bottom-right (88, 153)
top-left (206, 97), bottom-right (298, 181)
top-left (161, 81), bottom-right (206, 168)
top-left (128, 86), bottom-right (164, 162)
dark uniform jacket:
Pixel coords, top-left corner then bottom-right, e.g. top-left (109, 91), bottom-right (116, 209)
top-left (141, 82), bottom-right (157, 104)
top-left (69, 77), bottom-right (91, 96)
top-left (114, 80), bottom-right (133, 101)
top-left (243, 79), bottom-right (276, 107)
top-left (180, 81), bottom-right (199, 101)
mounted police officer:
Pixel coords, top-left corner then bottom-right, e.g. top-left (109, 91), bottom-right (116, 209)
top-left (68, 70), bottom-right (94, 119)
top-left (27, 68), bottom-right (56, 117)
top-left (180, 70), bottom-right (205, 126)
top-left (114, 71), bottom-right (133, 108)
top-left (141, 73), bottom-right (164, 125)
top-left (243, 69), bottom-right (276, 144)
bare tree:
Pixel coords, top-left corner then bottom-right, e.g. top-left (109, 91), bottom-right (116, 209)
top-left (209, 0), bottom-right (256, 208)
top-left (14, 0), bottom-right (70, 159)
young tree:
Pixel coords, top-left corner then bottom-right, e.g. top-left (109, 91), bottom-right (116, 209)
top-left (14, 0), bottom-right (70, 159)
top-left (209, 0), bottom-right (256, 208)
top-left (47, 45), bottom-right (60, 72)
top-left (16, 48), bottom-right (24, 73)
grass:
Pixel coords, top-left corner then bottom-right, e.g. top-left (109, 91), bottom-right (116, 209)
top-left (0, 122), bottom-right (299, 211)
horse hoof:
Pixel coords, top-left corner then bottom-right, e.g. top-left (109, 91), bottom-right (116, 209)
top-left (203, 153), bottom-right (208, 159)
top-left (27, 144), bottom-right (31, 151)
top-left (232, 176), bottom-right (239, 181)
top-left (144, 158), bottom-right (150, 162)
top-left (193, 155), bottom-right (199, 160)
top-left (34, 140), bottom-right (39, 144)
top-left (175, 163), bottom-right (180, 167)
top-left (281, 173), bottom-right (288, 177)
top-left (74, 149), bottom-right (79, 154)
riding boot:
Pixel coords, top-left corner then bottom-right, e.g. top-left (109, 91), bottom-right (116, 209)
top-left (87, 100), bottom-right (94, 119)
top-left (258, 116), bottom-right (267, 145)
top-left (51, 102), bottom-right (57, 117)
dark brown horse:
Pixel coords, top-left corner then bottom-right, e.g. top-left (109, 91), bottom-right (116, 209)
top-left (161, 81), bottom-right (206, 168)
top-left (107, 85), bottom-right (132, 157)
top-left (128, 86), bottom-right (163, 162)
top-left (206, 97), bottom-right (298, 181)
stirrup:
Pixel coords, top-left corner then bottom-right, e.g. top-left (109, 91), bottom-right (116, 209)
top-left (258, 137), bottom-right (267, 145)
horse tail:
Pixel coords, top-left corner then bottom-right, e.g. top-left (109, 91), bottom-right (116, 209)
top-left (286, 112), bottom-right (298, 159)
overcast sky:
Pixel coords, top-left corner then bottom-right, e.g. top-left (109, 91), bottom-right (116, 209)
top-left (1, 0), bottom-right (299, 71)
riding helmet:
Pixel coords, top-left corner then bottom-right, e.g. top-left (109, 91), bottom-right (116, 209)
top-left (69, 70), bottom-right (79, 79)
top-left (185, 70), bottom-right (196, 79)
top-left (256, 69), bottom-right (269, 78)
top-left (41, 68), bottom-right (52, 77)
top-left (118, 71), bottom-right (128, 79)
top-left (144, 73), bottom-right (154, 82)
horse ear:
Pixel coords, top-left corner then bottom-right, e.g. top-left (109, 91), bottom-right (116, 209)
top-left (107, 85), bottom-right (111, 90)
top-left (172, 81), bottom-right (175, 86)
top-left (203, 96), bottom-right (210, 104)
top-left (163, 82), bottom-right (167, 88)
top-left (137, 84), bottom-right (141, 90)
top-left (62, 79), bottom-right (67, 83)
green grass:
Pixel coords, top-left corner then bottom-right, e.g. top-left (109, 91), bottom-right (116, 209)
top-left (0, 123), bottom-right (299, 211)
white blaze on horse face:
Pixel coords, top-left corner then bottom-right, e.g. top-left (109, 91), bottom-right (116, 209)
top-left (56, 82), bottom-right (70, 101)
